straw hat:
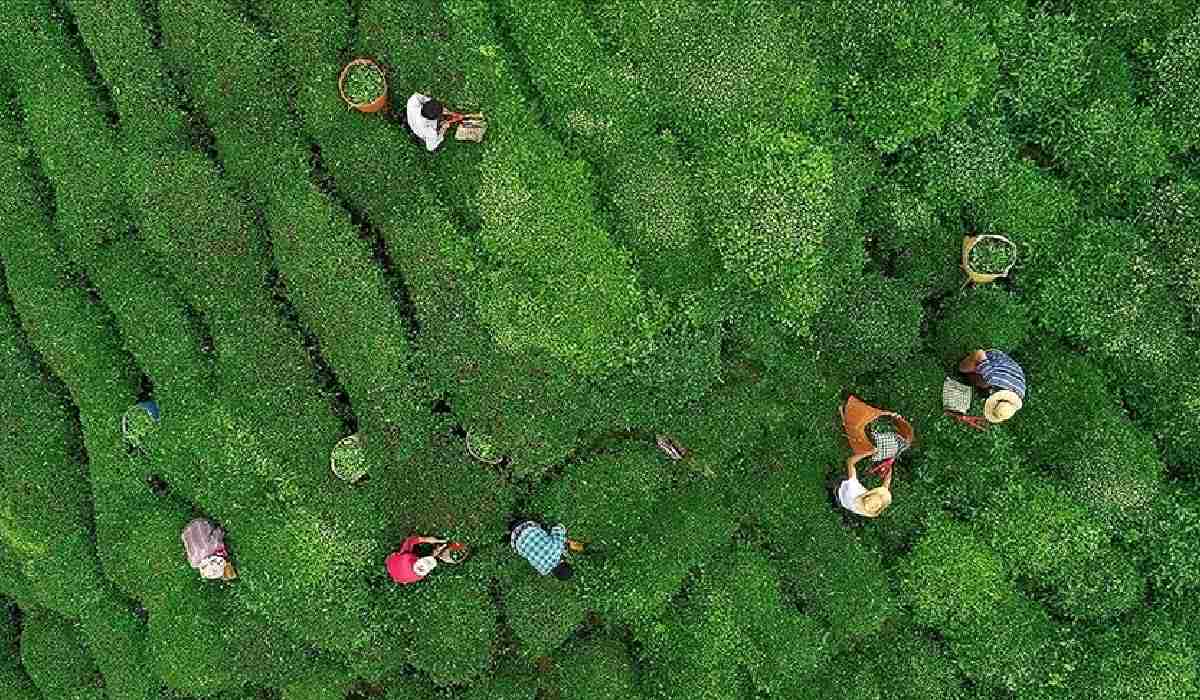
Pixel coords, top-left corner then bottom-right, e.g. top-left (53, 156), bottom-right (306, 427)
top-left (855, 487), bottom-right (893, 518)
top-left (413, 556), bottom-right (439, 578)
top-left (198, 555), bottom-right (227, 580)
top-left (984, 390), bottom-right (1023, 423)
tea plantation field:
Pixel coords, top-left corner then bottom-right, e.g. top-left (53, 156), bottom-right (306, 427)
top-left (3, 1), bottom-right (1200, 698)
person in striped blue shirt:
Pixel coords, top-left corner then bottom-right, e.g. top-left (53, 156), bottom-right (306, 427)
top-left (959, 349), bottom-right (1026, 423)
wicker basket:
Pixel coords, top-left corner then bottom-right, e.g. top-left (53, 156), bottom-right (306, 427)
top-left (439, 542), bottom-right (470, 565)
top-left (455, 116), bottom-right (488, 142)
top-left (942, 377), bottom-right (973, 413)
top-left (842, 395), bottom-right (915, 460)
top-left (121, 400), bottom-right (160, 448)
top-left (466, 433), bottom-right (504, 465)
top-left (338, 58), bottom-right (388, 113)
top-left (962, 235), bottom-right (1017, 284)
top-left (330, 433), bottom-right (368, 483)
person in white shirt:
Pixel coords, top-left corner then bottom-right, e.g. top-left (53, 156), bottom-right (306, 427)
top-left (406, 93), bottom-right (451, 152)
top-left (837, 454), bottom-right (893, 518)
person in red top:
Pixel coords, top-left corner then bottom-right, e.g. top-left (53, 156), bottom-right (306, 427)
top-left (386, 535), bottom-right (448, 584)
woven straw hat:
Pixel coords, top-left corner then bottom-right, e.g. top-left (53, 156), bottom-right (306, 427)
top-left (984, 390), bottom-right (1023, 423)
top-left (198, 555), bottom-right (227, 580)
top-left (856, 488), bottom-right (893, 518)
top-left (413, 556), bottom-right (438, 578)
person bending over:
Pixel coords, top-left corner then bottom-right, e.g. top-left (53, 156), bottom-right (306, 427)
top-left (406, 93), bottom-right (456, 152)
top-left (509, 519), bottom-right (581, 580)
top-left (837, 454), bottom-right (893, 518)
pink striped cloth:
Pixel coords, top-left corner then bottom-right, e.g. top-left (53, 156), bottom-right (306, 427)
top-left (181, 519), bottom-right (227, 568)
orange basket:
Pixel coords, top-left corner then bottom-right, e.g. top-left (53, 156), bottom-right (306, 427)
top-left (338, 58), bottom-right (389, 113)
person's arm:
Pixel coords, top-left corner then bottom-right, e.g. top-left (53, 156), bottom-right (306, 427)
top-left (959, 350), bottom-right (987, 374)
top-left (845, 454), bottom-right (866, 481)
top-left (400, 536), bottom-right (422, 553)
top-left (883, 470), bottom-right (893, 491)
top-left (550, 524), bottom-right (567, 545)
top-left (425, 128), bottom-right (445, 151)
top-left (209, 525), bottom-right (227, 557)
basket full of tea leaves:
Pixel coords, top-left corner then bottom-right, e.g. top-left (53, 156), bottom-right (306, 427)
top-left (338, 59), bottom-right (388, 112)
top-left (330, 433), bottom-right (368, 483)
top-left (962, 235), bottom-right (1017, 283)
top-left (970, 239), bottom-right (1014, 274)
top-left (122, 403), bottom-right (159, 450)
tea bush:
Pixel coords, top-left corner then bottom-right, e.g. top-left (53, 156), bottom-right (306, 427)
top-left (633, 570), bottom-right (741, 700)
top-left (1154, 16), bottom-right (1200, 154)
top-left (1069, 0), bottom-right (1197, 60)
top-left (590, 0), bottom-right (830, 140)
top-left (456, 670), bottom-right (537, 700)
top-left (1059, 98), bottom-right (1169, 216)
top-left (475, 130), bottom-right (658, 374)
top-left (269, 0), bottom-right (608, 474)
top-left (20, 608), bottom-right (105, 700)
top-left (550, 638), bottom-right (642, 700)
top-left (497, 564), bottom-right (588, 660)
top-left (528, 444), bottom-right (673, 542)
top-left (157, 0), bottom-right (425, 461)
top-left (725, 547), bottom-right (826, 696)
top-left (1141, 177), bottom-right (1200, 327)
top-left (980, 479), bottom-right (1145, 622)
top-left (50, 0), bottom-right (343, 504)
top-left (585, 479), bottom-right (733, 624)
top-left (1009, 347), bottom-right (1120, 467)
top-left (996, 11), bottom-right (1095, 144)
top-left (388, 575), bottom-right (496, 686)
top-left (1072, 608), bottom-right (1200, 700)
top-left (0, 604), bottom-right (41, 700)
top-left (1035, 219), bottom-right (1173, 358)
top-left (495, 0), bottom-right (641, 152)
top-left (901, 517), bottom-right (1066, 694)
top-left (753, 443), bottom-right (897, 647)
top-left (1, 0), bottom-right (1198, 697)
top-left (929, 286), bottom-right (1033, 366)
top-left (1062, 419), bottom-right (1165, 535)
top-left (0, 291), bottom-right (105, 619)
top-left (855, 625), bottom-right (967, 700)
top-left (810, 0), bottom-right (999, 152)
top-left (980, 160), bottom-right (1081, 278)
top-left (281, 674), bottom-right (355, 700)
top-left (1141, 484), bottom-right (1200, 598)
top-left (812, 276), bottom-right (925, 384)
top-left (701, 133), bottom-right (839, 335)
top-left (1032, 213), bottom-right (1200, 476)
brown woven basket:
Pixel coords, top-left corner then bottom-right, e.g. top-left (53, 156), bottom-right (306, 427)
top-left (338, 58), bottom-right (388, 113)
top-left (962, 234), bottom-right (1017, 284)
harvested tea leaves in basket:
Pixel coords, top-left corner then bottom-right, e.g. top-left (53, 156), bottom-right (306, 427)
top-left (969, 238), bottom-right (1014, 275)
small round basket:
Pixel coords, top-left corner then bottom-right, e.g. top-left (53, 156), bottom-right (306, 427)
top-left (962, 234), bottom-right (1017, 284)
top-left (338, 58), bottom-right (389, 113)
top-left (330, 433), bottom-right (368, 483)
top-left (465, 433), bottom-right (504, 465)
top-left (439, 542), bottom-right (470, 565)
top-left (122, 400), bottom-right (161, 449)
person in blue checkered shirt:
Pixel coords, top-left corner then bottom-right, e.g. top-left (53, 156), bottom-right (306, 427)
top-left (509, 519), bottom-right (578, 579)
